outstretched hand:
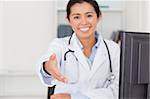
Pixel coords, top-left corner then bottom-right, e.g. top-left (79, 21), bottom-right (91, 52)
top-left (44, 53), bottom-right (68, 83)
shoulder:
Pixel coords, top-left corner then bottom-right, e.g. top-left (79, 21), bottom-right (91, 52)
top-left (103, 39), bottom-right (120, 54)
top-left (104, 39), bottom-right (120, 48)
top-left (46, 37), bottom-right (70, 60)
top-left (50, 36), bottom-right (70, 46)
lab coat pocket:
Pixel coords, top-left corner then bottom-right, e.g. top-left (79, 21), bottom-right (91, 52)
top-left (64, 53), bottom-right (79, 84)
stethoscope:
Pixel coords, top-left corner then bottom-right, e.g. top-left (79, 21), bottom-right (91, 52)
top-left (63, 34), bottom-right (116, 85)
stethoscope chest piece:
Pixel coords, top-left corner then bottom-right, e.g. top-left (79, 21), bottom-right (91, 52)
top-left (108, 74), bottom-right (116, 82)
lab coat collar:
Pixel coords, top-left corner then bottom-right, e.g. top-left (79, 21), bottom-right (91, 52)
top-left (88, 36), bottom-right (108, 80)
top-left (75, 31), bottom-right (101, 50)
top-left (70, 33), bottom-right (91, 73)
top-left (69, 33), bottom-right (107, 78)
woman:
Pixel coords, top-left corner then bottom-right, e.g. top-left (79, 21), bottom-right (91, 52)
top-left (37, 0), bottom-right (120, 99)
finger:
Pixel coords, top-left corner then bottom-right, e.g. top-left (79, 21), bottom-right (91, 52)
top-left (50, 53), bottom-right (56, 60)
top-left (49, 66), bottom-right (68, 83)
top-left (48, 53), bottom-right (68, 83)
top-left (53, 72), bottom-right (68, 83)
top-left (49, 53), bottom-right (57, 65)
top-left (49, 68), bottom-right (68, 83)
top-left (47, 53), bottom-right (59, 74)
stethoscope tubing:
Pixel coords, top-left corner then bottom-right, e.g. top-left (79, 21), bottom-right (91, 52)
top-left (63, 33), bottom-right (115, 84)
top-left (64, 34), bottom-right (112, 73)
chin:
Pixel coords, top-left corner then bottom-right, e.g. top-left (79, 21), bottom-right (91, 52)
top-left (77, 33), bottom-right (92, 39)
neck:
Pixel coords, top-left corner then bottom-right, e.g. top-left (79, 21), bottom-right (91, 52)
top-left (79, 34), bottom-right (96, 57)
top-left (80, 34), bottom-right (96, 49)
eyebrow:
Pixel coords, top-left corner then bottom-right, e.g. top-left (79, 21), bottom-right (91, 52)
top-left (71, 12), bottom-right (94, 16)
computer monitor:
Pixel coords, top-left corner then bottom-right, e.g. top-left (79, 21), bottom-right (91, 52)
top-left (119, 31), bottom-right (150, 99)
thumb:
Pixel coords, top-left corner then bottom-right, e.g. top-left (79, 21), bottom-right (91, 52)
top-left (50, 53), bottom-right (56, 60)
top-left (49, 53), bottom-right (57, 66)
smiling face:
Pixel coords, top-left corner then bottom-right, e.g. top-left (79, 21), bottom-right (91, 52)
top-left (68, 2), bottom-right (100, 40)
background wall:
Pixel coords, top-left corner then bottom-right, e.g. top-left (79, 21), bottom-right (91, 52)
top-left (0, 1), bottom-right (57, 72)
top-left (123, 0), bottom-right (150, 32)
top-left (0, 0), bottom-right (57, 99)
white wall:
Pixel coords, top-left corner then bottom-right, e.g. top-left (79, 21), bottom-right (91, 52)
top-left (0, 1), bottom-right (4, 71)
top-left (97, 11), bottom-right (123, 39)
top-left (123, 0), bottom-right (150, 32)
top-left (0, 1), bottom-right (57, 98)
top-left (0, 1), bottom-right (57, 73)
top-left (140, 1), bottom-right (150, 32)
top-left (0, 74), bottom-right (47, 99)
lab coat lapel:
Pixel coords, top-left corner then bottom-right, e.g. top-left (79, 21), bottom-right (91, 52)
top-left (88, 38), bottom-right (107, 80)
top-left (70, 34), bottom-right (91, 73)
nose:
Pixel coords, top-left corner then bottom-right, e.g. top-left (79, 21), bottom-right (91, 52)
top-left (80, 16), bottom-right (87, 25)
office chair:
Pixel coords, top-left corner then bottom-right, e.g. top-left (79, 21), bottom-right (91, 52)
top-left (57, 25), bottom-right (73, 38)
top-left (47, 85), bottom-right (55, 99)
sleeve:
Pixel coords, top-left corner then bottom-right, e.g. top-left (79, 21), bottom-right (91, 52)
top-left (37, 38), bottom-right (63, 87)
top-left (79, 42), bottom-right (120, 99)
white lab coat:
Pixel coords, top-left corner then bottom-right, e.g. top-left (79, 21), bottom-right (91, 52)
top-left (37, 33), bottom-right (120, 99)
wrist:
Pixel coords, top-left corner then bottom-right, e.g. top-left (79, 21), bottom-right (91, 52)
top-left (43, 62), bottom-right (51, 75)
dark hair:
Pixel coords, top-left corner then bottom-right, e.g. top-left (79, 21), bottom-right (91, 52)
top-left (66, 0), bottom-right (101, 20)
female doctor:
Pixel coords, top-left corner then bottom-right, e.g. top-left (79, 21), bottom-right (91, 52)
top-left (37, 0), bottom-right (120, 99)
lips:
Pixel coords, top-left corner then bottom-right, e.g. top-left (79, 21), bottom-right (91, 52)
top-left (79, 27), bottom-right (90, 32)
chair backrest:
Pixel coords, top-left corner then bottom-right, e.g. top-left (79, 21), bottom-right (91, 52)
top-left (47, 85), bottom-right (55, 99)
top-left (57, 24), bottom-right (73, 38)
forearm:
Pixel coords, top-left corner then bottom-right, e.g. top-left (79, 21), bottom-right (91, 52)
top-left (43, 61), bottom-right (51, 76)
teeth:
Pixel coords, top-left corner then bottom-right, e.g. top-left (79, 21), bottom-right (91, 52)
top-left (80, 28), bottom-right (89, 32)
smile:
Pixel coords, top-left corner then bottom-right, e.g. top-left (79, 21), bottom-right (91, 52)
top-left (79, 27), bottom-right (90, 32)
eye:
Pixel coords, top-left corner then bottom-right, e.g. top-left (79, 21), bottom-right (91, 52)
top-left (87, 14), bottom-right (93, 18)
top-left (73, 16), bottom-right (80, 19)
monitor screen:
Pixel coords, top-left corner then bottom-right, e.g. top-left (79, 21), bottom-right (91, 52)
top-left (119, 31), bottom-right (150, 99)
